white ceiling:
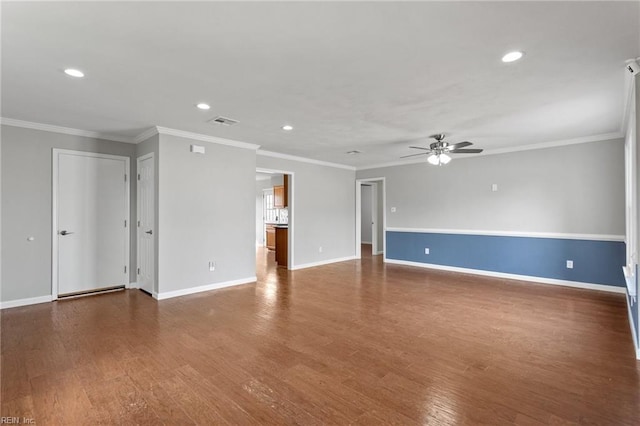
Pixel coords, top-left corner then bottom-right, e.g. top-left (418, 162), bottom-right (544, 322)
top-left (2, 2), bottom-right (639, 168)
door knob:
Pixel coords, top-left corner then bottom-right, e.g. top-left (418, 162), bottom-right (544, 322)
top-left (145, 230), bottom-right (153, 235)
top-left (59, 230), bottom-right (74, 236)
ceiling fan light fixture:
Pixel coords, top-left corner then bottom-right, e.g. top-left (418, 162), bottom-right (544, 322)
top-left (439, 153), bottom-right (452, 164)
top-left (427, 154), bottom-right (440, 165)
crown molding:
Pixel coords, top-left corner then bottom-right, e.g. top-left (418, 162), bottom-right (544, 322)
top-left (356, 132), bottom-right (625, 171)
top-left (0, 117), bottom-right (135, 144)
top-left (133, 127), bottom-right (158, 144)
top-left (257, 150), bottom-right (356, 171)
top-left (153, 126), bottom-right (260, 150)
top-left (480, 132), bottom-right (624, 156)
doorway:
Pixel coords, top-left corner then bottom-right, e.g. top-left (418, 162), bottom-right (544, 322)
top-left (256, 169), bottom-right (294, 270)
top-left (356, 178), bottom-right (385, 259)
top-left (52, 150), bottom-right (130, 298)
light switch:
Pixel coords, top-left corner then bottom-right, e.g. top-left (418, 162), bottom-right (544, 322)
top-left (391, 207), bottom-right (397, 213)
top-left (492, 184), bottom-right (498, 192)
top-left (190, 144), bottom-right (205, 154)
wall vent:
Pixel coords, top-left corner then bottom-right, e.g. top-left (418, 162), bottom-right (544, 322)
top-left (208, 116), bottom-right (239, 126)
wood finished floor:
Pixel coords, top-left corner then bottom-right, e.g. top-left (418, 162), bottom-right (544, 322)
top-left (2, 245), bottom-right (639, 425)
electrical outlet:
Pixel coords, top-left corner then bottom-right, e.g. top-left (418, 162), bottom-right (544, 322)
top-left (424, 248), bottom-right (430, 255)
top-left (319, 246), bottom-right (323, 253)
top-left (566, 260), bottom-right (573, 269)
top-left (209, 261), bottom-right (216, 272)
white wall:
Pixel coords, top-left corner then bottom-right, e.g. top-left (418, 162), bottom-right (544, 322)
top-left (256, 154), bottom-right (356, 267)
top-left (157, 134), bottom-right (257, 295)
top-left (361, 184), bottom-right (373, 243)
top-left (1, 125), bottom-right (136, 304)
top-left (357, 139), bottom-right (625, 235)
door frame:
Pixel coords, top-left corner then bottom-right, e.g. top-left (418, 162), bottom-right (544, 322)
top-left (135, 152), bottom-right (155, 294)
top-left (52, 149), bottom-right (131, 299)
top-left (256, 168), bottom-right (294, 269)
top-left (355, 177), bottom-right (386, 260)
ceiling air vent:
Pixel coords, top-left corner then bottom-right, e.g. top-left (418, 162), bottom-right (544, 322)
top-left (208, 116), bottom-right (239, 126)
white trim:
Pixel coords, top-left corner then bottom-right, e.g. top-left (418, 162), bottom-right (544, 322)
top-left (480, 133), bottom-right (623, 156)
top-left (385, 258), bottom-right (626, 294)
top-left (621, 61), bottom-right (637, 136)
top-left (623, 266), bottom-right (637, 297)
top-left (386, 227), bottom-right (625, 242)
top-left (362, 241), bottom-right (372, 244)
top-left (373, 251), bottom-right (384, 255)
top-left (258, 149), bottom-right (355, 171)
top-left (356, 132), bottom-right (624, 171)
top-left (154, 276), bottom-right (256, 301)
top-left (52, 150), bottom-right (131, 299)
top-left (153, 126), bottom-right (260, 150)
top-left (133, 127), bottom-right (158, 144)
top-left (0, 295), bottom-right (53, 310)
top-left (127, 282), bottom-right (139, 289)
top-left (1, 117), bottom-right (135, 144)
top-left (625, 294), bottom-right (640, 360)
top-left (290, 256), bottom-right (357, 271)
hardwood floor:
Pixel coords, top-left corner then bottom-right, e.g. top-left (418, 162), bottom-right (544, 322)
top-left (2, 246), bottom-right (639, 424)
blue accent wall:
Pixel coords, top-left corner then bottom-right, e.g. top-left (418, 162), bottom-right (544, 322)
top-left (387, 231), bottom-right (626, 287)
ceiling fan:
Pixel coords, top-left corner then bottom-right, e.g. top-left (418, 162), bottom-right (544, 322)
top-left (402, 134), bottom-right (483, 165)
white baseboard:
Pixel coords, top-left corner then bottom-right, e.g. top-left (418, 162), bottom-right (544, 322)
top-left (127, 281), bottom-right (139, 289)
top-left (154, 276), bottom-right (257, 301)
top-left (361, 241), bottom-right (372, 245)
top-left (625, 295), bottom-right (640, 360)
top-left (373, 251), bottom-right (384, 255)
top-left (385, 258), bottom-right (626, 294)
top-left (291, 256), bottom-right (357, 271)
top-left (0, 295), bottom-right (53, 309)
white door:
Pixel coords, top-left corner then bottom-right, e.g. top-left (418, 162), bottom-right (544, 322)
top-left (137, 154), bottom-right (155, 294)
top-left (55, 151), bottom-right (129, 297)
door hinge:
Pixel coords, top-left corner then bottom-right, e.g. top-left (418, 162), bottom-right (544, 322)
top-left (124, 220), bottom-right (127, 227)
top-left (137, 267), bottom-right (140, 275)
top-left (137, 173), bottom-right (141, 181)
top-left (124, 266), bottom-right (127, 273)
top-left (137, 220), bottom-right (140, 227)
top-left (124, 174), bottom-right (127, 182)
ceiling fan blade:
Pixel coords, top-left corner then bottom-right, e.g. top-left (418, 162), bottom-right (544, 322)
top-left (449, 148), bottom-right (483, 154)
top-left (447, 141), bottom-right (472, 150)
top-left (401, 152), bottom-right (429, 158)
top-left (409, 146), bottom-right (432, 151)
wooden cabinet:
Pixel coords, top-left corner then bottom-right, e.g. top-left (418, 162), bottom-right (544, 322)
top-left (266, 225), bottom-right (276, 250)
top-left (273, 175), bottom-right (289, 208)
top-left (275, 227), bottom-right (288, 268)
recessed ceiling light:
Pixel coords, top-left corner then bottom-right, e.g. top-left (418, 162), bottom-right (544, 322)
top-left (64, 68), bottom-right (84, 78)
top-left (502, 51), bottom-right (524, 63)
top-left (196, 103), bottom-right (210, 110)
top-left (282, 125), bottom-right (293, 131)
